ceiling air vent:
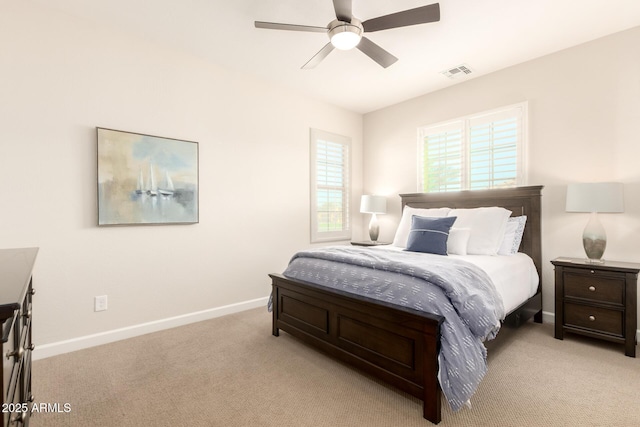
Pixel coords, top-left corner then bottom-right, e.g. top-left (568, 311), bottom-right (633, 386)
top-left (441, 64), bottom-right (473, 79)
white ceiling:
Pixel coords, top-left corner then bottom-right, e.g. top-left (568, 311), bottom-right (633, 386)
top-left (36, 0), bottom-right (640, 114)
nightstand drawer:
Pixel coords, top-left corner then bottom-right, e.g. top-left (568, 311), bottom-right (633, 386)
top-left (564, 272), bottom-right (624, 305)
top-left (564, 302), bottom-right (623, 336)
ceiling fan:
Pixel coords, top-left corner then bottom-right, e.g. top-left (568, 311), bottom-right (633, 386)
top-left (255, 1), bottom-right (440, 69)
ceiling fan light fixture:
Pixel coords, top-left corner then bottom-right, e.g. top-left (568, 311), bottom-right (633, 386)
top-left (328, 19), bottom-right (363, 50)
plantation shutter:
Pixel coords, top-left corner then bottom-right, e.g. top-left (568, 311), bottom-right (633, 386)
top-left (419, 103), bottom-right (526, 192)
top-left (468, 107), bottom-right (523, 190)
top-left (420, 121), bottom-right (464, 192)
top-left (310, 129), bottom-right (351, 242)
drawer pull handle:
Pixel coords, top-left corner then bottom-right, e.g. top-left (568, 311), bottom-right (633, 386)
top-left (589, 315), bottom-right (596, 321)
top-left (588, 286), bottom-right (596, 292)
top-left (590, 270), bottom-right (595, 274)
top-left (6, 346), bottom-right (24, 360)
top-left (11, 411), bottom-right (27, 424)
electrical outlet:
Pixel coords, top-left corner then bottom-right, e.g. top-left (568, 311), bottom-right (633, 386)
top-left (94, 295), bottom-right (108, 312)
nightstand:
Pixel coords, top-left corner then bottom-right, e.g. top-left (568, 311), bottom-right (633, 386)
top-left (551, 257), bottom-right (639, 357)
top-left (350, 241), bottom-right (390, 247)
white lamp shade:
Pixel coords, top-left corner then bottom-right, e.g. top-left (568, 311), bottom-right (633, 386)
top-left (566, 182), bottom-right (624, 213)
top-left (360, 195), bottom-right (386, 214)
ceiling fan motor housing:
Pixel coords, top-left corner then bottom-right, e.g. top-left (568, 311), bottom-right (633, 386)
top-left (328, 18), bottom-right (363, 50)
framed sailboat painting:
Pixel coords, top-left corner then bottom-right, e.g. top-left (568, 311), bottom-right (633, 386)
top-left (97, 128), bottom-right (199, 225)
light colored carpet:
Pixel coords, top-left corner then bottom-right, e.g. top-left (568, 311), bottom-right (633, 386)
top-left (31, 308), bottom-right (639, 426)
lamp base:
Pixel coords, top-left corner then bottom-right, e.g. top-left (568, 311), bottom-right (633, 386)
top-left (583, 255), bottom-right (606, 264)
top-left (368, 213), bottom-right (379, 242)
top-left (582, 212), bottom-right (606, 262)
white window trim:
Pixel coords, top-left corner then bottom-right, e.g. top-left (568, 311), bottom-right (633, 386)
top-left (417, 102), bottom-right (528, 192)
top-left (310, 128), bottom-right (352, 243)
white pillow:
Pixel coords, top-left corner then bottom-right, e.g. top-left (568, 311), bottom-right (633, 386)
top-left (392, 206), bottom-right (450, 248)
top-left (498, 216), bottom-right (527, 255)
top-left (447, 228), bottom-right (471, 255)
top-left (447, 207), bottom-right (512, 255)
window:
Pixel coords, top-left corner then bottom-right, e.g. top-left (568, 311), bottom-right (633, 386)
top-left (418, 102), bottom-right (527, 192)
top-left (310, 128), bottom-right (351, 243)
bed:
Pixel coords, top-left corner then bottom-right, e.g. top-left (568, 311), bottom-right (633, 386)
top-left (269, 185), bottom-right (543, 424)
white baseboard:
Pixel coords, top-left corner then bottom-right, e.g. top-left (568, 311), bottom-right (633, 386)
top-left (33, 296), bottom-right (269, 360)
top-left (34, 303), bottom-right (639, 360)
top-left (541, 310), bottom-right (554, 324)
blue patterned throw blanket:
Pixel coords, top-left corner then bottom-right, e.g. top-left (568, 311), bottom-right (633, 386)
top-left (279, 246), bottom-right (505, 412)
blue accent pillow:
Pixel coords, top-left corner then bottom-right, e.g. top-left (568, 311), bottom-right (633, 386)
top-left (405, 215), bottom-right (457, 255)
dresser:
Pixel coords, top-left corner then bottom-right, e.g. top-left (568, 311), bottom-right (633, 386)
top-left (1, 248), bottom-right (38, 426)
top-left (551, 257), bottom-right (639, 357)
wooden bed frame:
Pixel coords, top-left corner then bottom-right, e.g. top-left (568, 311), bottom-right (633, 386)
top-left (269, 185), bottom-right (543, 424)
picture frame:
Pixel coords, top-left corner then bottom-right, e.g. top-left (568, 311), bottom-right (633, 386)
top-left (97, 127), bottom-right (199, 226)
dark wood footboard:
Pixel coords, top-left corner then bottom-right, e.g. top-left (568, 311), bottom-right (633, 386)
top-left (270, 273), bottom-right (445, 424)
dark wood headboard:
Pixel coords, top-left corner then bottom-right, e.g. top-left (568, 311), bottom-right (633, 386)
top-left (400, 185), bottom-right (543, 290)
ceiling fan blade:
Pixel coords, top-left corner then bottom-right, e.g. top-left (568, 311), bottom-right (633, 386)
top-left (356, 37), bottom-right (398, 68)
top-left (332, 0), bottom-right (352, 22)
top-left (362, 3), bottom-right (440, 33)
top-left (255, 21), bottom-right (327, 33)
top-left (302, 43), bottom-right (335, 69)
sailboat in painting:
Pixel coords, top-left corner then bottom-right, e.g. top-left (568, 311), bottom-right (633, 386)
top-left (158, 171), bottom-right (175, 197)
top-left (147, 163), bottom-right (158, 197)
top-left (136, 169), bottom-right (145, 195)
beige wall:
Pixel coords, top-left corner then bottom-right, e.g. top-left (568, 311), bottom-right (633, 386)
top-left (0, 3), bottom-right (363, 351)
top-left (363, 27), bottom-right (640, 322)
